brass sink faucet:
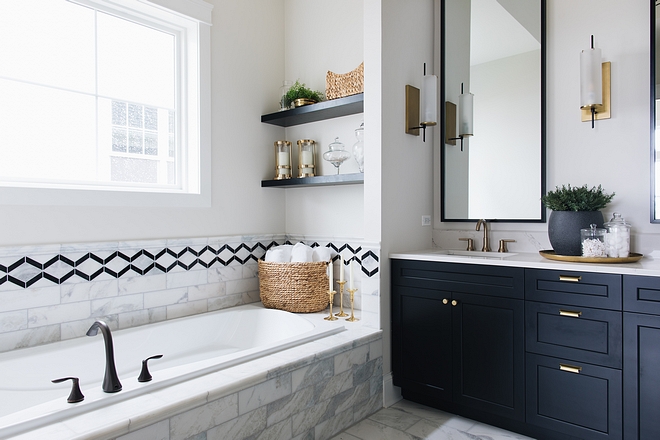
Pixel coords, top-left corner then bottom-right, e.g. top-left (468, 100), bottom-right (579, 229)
top-left (476, 219), bottom-right (491, 252)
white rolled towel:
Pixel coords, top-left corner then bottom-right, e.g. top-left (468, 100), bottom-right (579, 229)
top-left (290, 243), bottom-right (314, 262)
top-left (265, 248), bottom-right (288, 262)
top-left (312, 247), bottom-right (333, 262)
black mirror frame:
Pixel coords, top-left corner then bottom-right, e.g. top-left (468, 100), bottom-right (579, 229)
top-left (651, 0), bottom-right (658, 223)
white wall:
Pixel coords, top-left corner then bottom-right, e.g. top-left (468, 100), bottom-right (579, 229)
top-left (0, 0), bottom-right (287, 247)
top-left (435, 0), bottom-right (657, 252)
top-left (282, 0), bottom-right (365, 238)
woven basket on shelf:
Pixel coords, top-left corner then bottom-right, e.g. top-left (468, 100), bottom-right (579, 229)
top-left (325, 62), bottom-right (364, 100)
top-left (258, 260), bottom-right (329, 313)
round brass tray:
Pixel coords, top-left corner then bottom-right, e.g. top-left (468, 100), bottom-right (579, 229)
top-left (539, 250), bottom-right (643, 264)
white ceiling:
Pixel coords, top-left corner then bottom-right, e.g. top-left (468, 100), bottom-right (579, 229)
top-left (470, 0), bottom-right (541, 66)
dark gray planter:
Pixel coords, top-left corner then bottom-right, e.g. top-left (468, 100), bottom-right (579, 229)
top-left (548, 211), bottom-right (604, 256)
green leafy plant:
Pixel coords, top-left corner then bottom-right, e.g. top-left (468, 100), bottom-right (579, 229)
top-left (283, 80), bottom-right (325, 108)
top-left (542, 184), bottom-right (615, 211)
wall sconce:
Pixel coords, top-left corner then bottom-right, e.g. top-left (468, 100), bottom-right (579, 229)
top-left (445, 83), bottom-right (474, 151)
top-left (580, 35), bottom-right (611, 128)
top-left (405, 63), bottom-right (438, 142)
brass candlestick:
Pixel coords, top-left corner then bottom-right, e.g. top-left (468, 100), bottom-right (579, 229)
top-left (324, 290), bottom-right (338, 321)
top-left (335, 281), bottom-right (348, 317)
top-left (346, 288), bottom-right (359, 322)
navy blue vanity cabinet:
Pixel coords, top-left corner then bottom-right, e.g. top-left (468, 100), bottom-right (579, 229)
top-left (623, 275), bottom-right (660, 439)
top-left (391, 259), bottom-right (525, 423)
top-left (525, 269), bottom-right (623, 440)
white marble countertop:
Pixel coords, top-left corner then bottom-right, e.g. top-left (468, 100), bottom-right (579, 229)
top-left (390, 249), bottom-right (660, 277)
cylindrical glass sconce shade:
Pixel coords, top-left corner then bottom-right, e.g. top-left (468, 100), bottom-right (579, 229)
top-left (458, 92), bottom-right (474, 136)
top-left (421, 74), bottom-right (438, 126)
top-left (580, 47), bottom-right (602, 107)
top-left (274, 140), bottom-right (292, 180)
top-left (297, 139), bottom-right (316, 177)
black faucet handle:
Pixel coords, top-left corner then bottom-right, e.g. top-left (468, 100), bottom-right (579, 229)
top-left (52, 376), bottom-right (85, 403)
top-left (138, 354), bottom-right (164, 382)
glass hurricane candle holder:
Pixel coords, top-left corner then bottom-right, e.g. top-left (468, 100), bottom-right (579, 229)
top-left (274, 140), bottom-right (292, 180)
top-left (297, 139), bottom-right (316, 178)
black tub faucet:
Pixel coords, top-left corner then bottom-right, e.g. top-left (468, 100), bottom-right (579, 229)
top-left (86, 320), bottom-right (122, 393)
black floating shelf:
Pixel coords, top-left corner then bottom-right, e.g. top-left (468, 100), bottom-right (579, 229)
top-left (261, 93), bottom-right (364, 127)
top-left (261, 173), bottom-right (364, 188)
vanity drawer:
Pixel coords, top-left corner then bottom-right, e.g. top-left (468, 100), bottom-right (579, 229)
top-left (623, 275), bottom-right (660, 315)
top-left (525, 269), bottom-right (621, 310)
top-left (525, 301), bottom-right (622, 368)
top-left (526, 353), bottom-right (622, 440)
top-left (391, 259), bottom-right (523, 299)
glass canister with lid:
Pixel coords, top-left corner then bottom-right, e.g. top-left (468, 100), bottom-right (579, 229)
top-left (604, 212), bottom-right (631, 258)
top-left (581, 224), bottom-right (607, 257)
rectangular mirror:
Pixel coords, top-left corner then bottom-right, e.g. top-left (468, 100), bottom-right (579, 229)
top-left (441, 0), bottom-right (546, 222)
top-left (652, 0), bottom-right (659, 221)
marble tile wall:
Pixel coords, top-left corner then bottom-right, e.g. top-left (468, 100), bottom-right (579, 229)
top-left (112, 332), bottom-right (383, 440)
top-left (0, 234), bottom-right (381, 353)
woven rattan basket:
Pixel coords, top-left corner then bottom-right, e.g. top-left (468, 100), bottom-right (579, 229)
top-left (325, 62), bottom-right (364, 100)
top-left (258, 260), bottom-right (329, 313)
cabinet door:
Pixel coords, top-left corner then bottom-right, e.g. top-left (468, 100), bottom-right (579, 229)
top-left (623, 312), bottom-right (660, 439)
top-left (452, 292), bottom-right (525, 421)
top-left (526, 353), bottom-right (622, 440)
top-left (392, 285), bottom-right (452, 401)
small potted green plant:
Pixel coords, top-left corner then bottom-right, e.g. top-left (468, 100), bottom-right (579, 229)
top-left (542, 184), bottom-right (615, 256)
top-left (283, 80), bottom-right (325, 108)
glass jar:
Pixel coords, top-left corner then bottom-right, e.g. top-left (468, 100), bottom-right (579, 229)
top-left (581, 224), bottom-right (607, 257)
top-left (322, 137), bottom-right (351, 174)
top-left (352, 122), bottom-right (364, 173)
top-left (604, 212), bottom-right (631, 257)
top-left (279, 80), bottom-right (292, 111)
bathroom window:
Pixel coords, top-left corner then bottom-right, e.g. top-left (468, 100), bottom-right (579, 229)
top-left (0, 0), bottom-right (212, 206)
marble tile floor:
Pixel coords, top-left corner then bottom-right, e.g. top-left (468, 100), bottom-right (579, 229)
top-left (331, 399), bottom-right (535, 440)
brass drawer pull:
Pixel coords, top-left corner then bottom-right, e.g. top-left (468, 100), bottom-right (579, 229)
top-left (559, 275), bottom-right (582, 282)
top-left (559, 363), bottom-right (582, 374)
top-left (559, 309), bottom-right (582, 318)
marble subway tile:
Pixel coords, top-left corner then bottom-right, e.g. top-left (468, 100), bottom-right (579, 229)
top-left (291, 398), bottom-right (333, 437)
top-left (61, 279), bottom-right (118, 303)
top-left (226, 277), bottom-right (259, 296)
top-left (28, 301), bottom-right (90, 327)
top-left (0, 310), bottom-right (27, 332)
top-left (254, 418), bottom-right (292, 440)
top-left (266, 385), bottom-right (315, 427)
top-left (208, 265), bottom-right (243, 283)
top-left (0, 286), bottom-right (60, 312)
top-left (0, 324), bottom-right (60, 352)
top-left (167, 269), bottom-right (208, 289)
top-left (118, 274), bottom-right (167, 295)
top-left (238, 374), bottom-right (292, 415)
top-left (206, 406), bottom-right (267, 440)
top-left (143, 287), bottom-right (188, 309)
top-left (188, 282), bottom-right (226, 301)
top-left (91, 293), bottom-right (143, 317)
top-left (241, 290), bottom-right (260, 304)
top-left (292, 358), bottom-right (334, 393)
top-left (118, 307), bottom-right (167, 329)
top-left (208, 293), bottom-right (244, 311)
top-left (334, 344), bottom-right (370, 375)
top-left (352, 391), bottom-right (384, 429)
top-left (166, 300), bottom-right (208, 320)
top-left (169, 394), bottom-right (238, 440)
top-left (332, 382), bottom-right (371, 416)
top-left (315, 370), bottom-right (353, 403)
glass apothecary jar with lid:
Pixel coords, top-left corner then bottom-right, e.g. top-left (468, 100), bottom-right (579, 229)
top-left (604, 212), bottom-right (631, 257)
top-left (581, 224), bottom-right (607, 257)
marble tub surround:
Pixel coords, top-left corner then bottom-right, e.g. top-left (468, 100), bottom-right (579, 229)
top-left (0, 234), bottom-right (381, 353)
top-left (9, 316), bottom-right (382, 440)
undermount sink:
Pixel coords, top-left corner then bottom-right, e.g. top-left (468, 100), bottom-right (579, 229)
top-left (432, 250), bottom-right (518, 259)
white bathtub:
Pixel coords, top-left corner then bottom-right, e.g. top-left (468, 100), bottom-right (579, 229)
top-left (0, 304), bottom-right (343, 438)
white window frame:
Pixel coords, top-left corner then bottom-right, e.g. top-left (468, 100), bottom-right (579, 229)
top-left (0, 0), bottom-right (213, 208)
